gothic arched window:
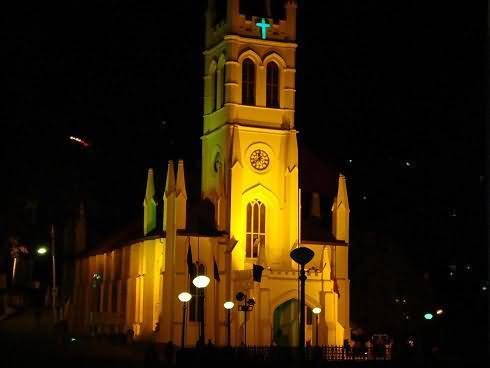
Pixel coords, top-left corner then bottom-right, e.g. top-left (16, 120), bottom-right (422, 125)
top-left (221, 64), bottom-right (226, 108)
top-left (266, 62), bottom-right (279, 108)
top-left (242, 58), bottom-right (256, 106)
top-left (214, 68), bottom-right (219, 111)
top-left (189, 262), bottom-right (205, 321)
top-left (215, 65), bottom-right (225, 110)
top-left (246, 200), bottom-right (265, 258)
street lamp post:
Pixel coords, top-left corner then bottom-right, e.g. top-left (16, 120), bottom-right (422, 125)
top-left (50, 224), bottom-right (57, 323)
top-left (312, 307), bottom-right (321, 347)
top-left (192, 266), bottom-right (210, 345)
top-left (224, 301), bottom-right (234, 347)
top-left (178, 292), bottom-right (192, 349)
top-left (236, 292), bottom-right (255, 347)
top-left (290, 247), bottom-right (314, 360)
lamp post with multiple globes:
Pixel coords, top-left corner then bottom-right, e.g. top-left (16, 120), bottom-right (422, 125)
top-left (236, 292), bottom-right (255, 347)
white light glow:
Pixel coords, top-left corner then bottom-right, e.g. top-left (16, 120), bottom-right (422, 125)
top-left (312, 307), bottom-right (322, 314)
top-left (192, 275), bottom-right (210, 288)
top-left (178, 292), bottom-right (192, 302)
top-left (224, 301), bottom-right (234, 310)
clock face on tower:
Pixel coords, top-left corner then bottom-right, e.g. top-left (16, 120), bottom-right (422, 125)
top-left (250, 149), bottom-right (270, 171)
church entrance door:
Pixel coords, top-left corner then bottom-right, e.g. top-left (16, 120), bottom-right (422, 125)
top-left (273, 298), bottom-right (314, 347)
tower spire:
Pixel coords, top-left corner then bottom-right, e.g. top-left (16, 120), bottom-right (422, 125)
top-left (175, 160), bottom-right (187, 230)
top-left (163, 161), bottom-right (176, 231)
top-left (143, 168), bottom-right (157, 235)
top-left (331, 173), bottom-right (350, 242)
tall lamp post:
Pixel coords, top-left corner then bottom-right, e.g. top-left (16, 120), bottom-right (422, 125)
top-left (192, 266), bottom-right (210, 345)
top-left (178, 292), bottom-right (192, 349)
top-left (49, 224), bottom-right (57, 323)
top-left (224, 301), bottom-right (234, 347)
top-left (290, 247), bottom-right (314, 359)
top-left (236, 292), bottom-right (255, 347)
top-left (312, 307), bottom-right (321, 347)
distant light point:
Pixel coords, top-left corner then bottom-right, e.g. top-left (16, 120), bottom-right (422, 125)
top-left (424, 313), bottom-right (433, 320)
top-left (69, 136), bottom-right (90, 148)
top-left (402, 160), bottom-right (415, 168)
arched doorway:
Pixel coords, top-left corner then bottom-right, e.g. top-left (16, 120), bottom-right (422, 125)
top-left (273, 299), bottom-right (313, 346)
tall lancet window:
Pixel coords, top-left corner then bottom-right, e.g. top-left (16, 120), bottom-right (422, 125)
top-left (242, 58), bottom-right (256, 106)
top-left (221, 64), bottom-right (226, 108)
top-left (189, 262), bottom-right (205, 321)
top-left (215, 65), bottom-right (225, 110)
top-left (214, 68), bottom-right (219, 111)
top-left (266, 62), bottom-right (279, 108)
top-left (246, 200), bottom-right (266, 258)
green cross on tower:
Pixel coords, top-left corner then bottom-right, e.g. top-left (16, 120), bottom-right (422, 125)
top-left (256, 18), bottom-right (271, 40)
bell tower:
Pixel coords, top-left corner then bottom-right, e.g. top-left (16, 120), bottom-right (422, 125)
top-left (201, 0), bottom-right (299, 270)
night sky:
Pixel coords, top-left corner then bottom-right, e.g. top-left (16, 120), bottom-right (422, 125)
top-left (1, 0), bottom-right (487, 344)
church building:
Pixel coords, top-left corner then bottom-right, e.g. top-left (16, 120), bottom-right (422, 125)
top-left (70, 0), bottom-right (351, 347)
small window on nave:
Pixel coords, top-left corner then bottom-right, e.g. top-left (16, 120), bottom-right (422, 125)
top-left (266, 62), bottom-right (279, 108)
top-left (242, 58), bottom-right (256, 106)
top-left (246, 200), bottom-right (266, 258)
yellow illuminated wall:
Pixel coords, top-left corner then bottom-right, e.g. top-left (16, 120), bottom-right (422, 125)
top-left (69, 0), bottom-right (350, 348)
top-left (201, 0), bottom-right (299, 271)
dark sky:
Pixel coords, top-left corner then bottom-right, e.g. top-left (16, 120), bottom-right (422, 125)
top-left (1, 1), bottom-right (486, 278)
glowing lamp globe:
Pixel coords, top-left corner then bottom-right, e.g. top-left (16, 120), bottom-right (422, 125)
top-left (312, 307), bottom-right (322, 315)
top-left (37, 246), bottom-right (48, 255)
top-left (193, 275), bottom-right (210, 288)
top-left (178, 292), bottom-right (192, 303)
top-left (224, 301), bottom-right (234, 310)
top-left (424, 313), bottom-right (433, 320)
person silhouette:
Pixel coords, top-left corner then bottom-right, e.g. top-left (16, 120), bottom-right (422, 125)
top-left (165, 340), bottom-right (175, 366)
top-left (144, 343), bottom-right (159, 368)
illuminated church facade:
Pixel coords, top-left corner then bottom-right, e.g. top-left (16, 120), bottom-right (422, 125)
top-left (70, 0), bottom-right (351, 347)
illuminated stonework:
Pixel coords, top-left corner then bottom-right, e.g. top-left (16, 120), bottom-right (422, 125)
top-left (70, 0), bottom-right (350, 347)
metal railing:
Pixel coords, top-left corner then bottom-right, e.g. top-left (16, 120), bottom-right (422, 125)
top-left (176, 345), bottom-right (392, 362)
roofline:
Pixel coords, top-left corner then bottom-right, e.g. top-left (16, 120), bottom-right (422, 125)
top-left (301, 239), bottom-right (348, 247)
top-left (78, 230), bottom-right (229, 259)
